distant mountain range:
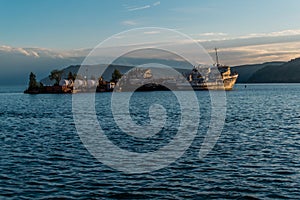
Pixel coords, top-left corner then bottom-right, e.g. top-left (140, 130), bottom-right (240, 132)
top-left (40, 64), bottom-right (132, 85)
top-left (40, 57), bottom-right (300, 85)
top-left (233, 58), bottom-right (300, 83)
top-left (40, 63), bottom-right (192, 85)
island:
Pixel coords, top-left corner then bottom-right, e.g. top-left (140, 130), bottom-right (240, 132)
top-left (24, 62), bottom-right (239, 94)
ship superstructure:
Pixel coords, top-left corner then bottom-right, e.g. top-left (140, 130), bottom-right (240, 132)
top-left (180, 48), bottom-right (238, 90)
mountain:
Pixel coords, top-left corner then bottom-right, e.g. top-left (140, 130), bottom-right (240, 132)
top-left (40, 57), bottom-right (300, 85)
top-left (247, 58), bottom-right (300, 83)
top-left (39, 56), bottom-right (194, 85)
top-left (40, 63), bottom-right (192, 85)
top-left (40, 64), bottom-right (134, 85)
top-left (233, 58), bottom-right (300, 83)
top-left (232, 61), bottom-right (285, 83)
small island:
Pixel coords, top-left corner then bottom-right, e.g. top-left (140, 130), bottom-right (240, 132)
top-left (24, 68), bottom-right (123, 94)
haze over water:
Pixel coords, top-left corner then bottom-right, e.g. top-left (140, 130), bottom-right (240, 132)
top-left (1, 84), bottom-right (299, 199)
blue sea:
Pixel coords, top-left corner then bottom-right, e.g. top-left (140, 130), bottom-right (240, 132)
top-left (0, 84), bottom-right (299, 199)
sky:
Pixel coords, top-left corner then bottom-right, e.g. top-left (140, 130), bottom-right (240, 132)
top-left (1, 0), bottom-right (300, 84)
top-left (1, 0), bottom-right (300, 49)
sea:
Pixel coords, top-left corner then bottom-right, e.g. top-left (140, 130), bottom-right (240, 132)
top-left (0, 84), bottom-right (299, 199)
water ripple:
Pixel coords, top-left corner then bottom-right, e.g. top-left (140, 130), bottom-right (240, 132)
top-left (0, 85), bottom-right (299, 199)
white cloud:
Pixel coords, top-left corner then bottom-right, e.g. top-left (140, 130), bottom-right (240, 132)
top-left (122, 20), bottom-right (138, 26)
top-left (234, 29), bottom-right (300, 39)
top-left (0, 45), bottom-right (13, 51)
top-left (128, 5), bottom-right (151, 11)
top-left (211, 41), bottom-right (300, 65)
top-left (0, 46), bottom-right (40, 57)
top-left (186, 29), bottom-right (300, 49)
top-left (197, 32), bottom-right (228, 37)
top-left (126, 1), bottom-right (160, 12)
top-left (31, 51), bottom-right (40, 58)
top-left (0, 45), bottom-right (66, 58)
top-left (190, 29), bottom-right (300, 44)
top-left (16, 48), bottom-right (31, 56)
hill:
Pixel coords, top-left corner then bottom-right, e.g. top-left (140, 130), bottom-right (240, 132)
top-left (232, 62), bottom-right (285, 83)
top-left (40, 63), bottom-right (192, 85)
top-left (40, 57), bottom-right (193, 85)
top-left (40, 64), bottom-right (133, 85)
top-left (247, 58), bottom-right (300, 83)
top-left (40, 57), bottom-right (300, 85)
top-left (233, 58), bottom-right (300, 83)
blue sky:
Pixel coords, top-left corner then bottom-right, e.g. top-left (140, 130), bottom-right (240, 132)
top-left (2, 0), bottom-right (300, 85)
top-left (1, 0), bottom-right (300, 49)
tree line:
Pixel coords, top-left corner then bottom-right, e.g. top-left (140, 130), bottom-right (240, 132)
top-left (26, 68), bottom-right (122, 91)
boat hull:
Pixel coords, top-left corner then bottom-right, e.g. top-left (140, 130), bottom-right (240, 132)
top-left (177, 74), bottom-right (238, 91)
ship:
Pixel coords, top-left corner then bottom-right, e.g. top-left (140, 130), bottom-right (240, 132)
top-left (178, 48), bottom-right (238, 90)
top-left (113, 48), bottom-right (238, 92)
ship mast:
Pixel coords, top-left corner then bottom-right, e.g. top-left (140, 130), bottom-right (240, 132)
top-left (215, 47), bottom-right (219, 66)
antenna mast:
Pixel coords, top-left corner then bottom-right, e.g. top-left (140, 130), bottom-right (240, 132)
top-left (215, 47), bottom-right (219, 66)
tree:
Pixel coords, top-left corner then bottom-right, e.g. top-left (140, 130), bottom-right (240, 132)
top-left (49, 70), bottom-right (63, 86)
top-left (28, 72), bottom-right (38, 90)
top-left (111, 69), bottom-right (122, 82)
top-left (68, 72), bottom-right (76, 81)
top-left (98, 76), bottom-right (104, 82)
top-left (98, 76), bottom-right (105, 88)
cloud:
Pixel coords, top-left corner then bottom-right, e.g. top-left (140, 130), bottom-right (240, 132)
top-left (16, 48), bottom-right (31, 56)
top-left (0, 46), bottom-right (40, 57)
top-left (186, 29), bottom-right (300, 50)
top-left (210, 42), bottom-right (300, 65)
top-left (197, 32), bottom-right (228, 37)
top-left (69, 28), bottom-right (300, 65)
top-left (0, 45), bottom-right (13, 51)
top-left (30, 50), bottom-right (39, 58)
top-left (128, 5), bottom-right (151, 11)
top-left (0, 45), bottom-right (87, 59)
top-left (179, 29), bottom-right (300, 65)
top-left (239, 29), bottom-right (300, 39)
top-left (190, 29), bottom-right (300, 45)
top-left (126, 1), bottom-right (160, 12)
top-left (122, 20), bottom-right (138, 26)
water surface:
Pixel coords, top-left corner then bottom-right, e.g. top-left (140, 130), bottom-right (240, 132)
top-left (0, 84), bottom-right (299, 199)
